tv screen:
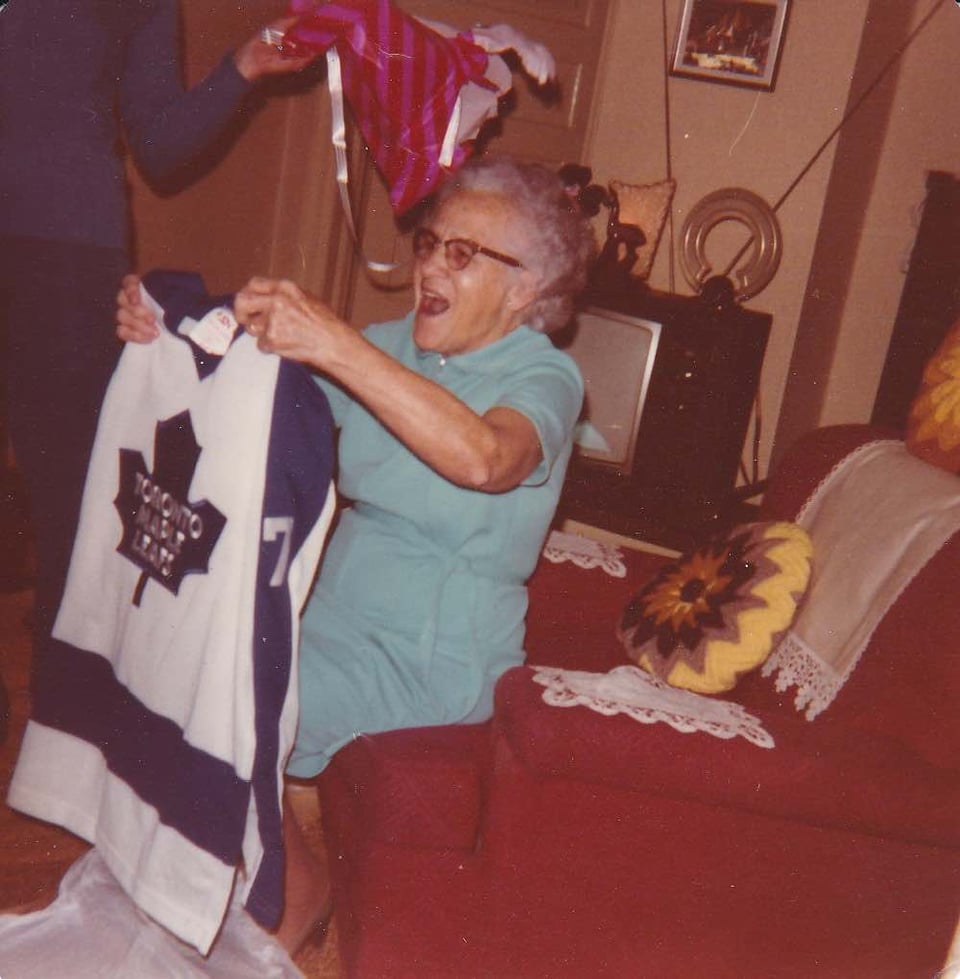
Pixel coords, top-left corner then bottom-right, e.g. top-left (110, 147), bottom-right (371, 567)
top-left (560, 306), bottom-right (662, 471)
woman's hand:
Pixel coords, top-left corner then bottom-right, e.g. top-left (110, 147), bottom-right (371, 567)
top-left (116, 274), bottom-right (160, 344)
top-left (234, 277), bottom-right (350, 368)
top-left (233, 18), bottom-right (317, 83)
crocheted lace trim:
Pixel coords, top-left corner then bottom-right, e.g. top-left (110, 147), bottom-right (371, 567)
top-left (761, 632), bottom-right (841, 721)
top-left (531, 665), bottom-right (774, 749)
top-left (761, 440), bottom-right (891, 722)
top-left (542, 530), bottom-right (627, 578)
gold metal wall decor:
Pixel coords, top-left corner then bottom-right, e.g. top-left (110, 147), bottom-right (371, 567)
top-left (679, 187), bottom-right (782, 301)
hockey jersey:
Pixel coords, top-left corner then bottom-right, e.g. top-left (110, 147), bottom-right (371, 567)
top-left (7, 270), bottom-right (336, 953)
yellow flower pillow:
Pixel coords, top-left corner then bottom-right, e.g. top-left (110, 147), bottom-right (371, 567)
top-left (906, 317), bottom-right (960, 473)
top-left (617, 521), bottom-right (813, 694)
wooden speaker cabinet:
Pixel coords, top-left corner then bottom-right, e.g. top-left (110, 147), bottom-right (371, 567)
top-left (556, 283), bottom-right (771, 551)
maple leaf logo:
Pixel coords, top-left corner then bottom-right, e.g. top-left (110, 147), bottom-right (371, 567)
top-left (114, 411), bottom-right (226, 606)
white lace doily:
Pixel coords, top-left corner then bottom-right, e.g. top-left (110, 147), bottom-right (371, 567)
top-left (542, 530), bottom-right (626, 577)
top-left (531, 665), bottom-right (775, 749)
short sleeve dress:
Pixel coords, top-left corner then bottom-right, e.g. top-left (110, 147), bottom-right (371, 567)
top-left (286, 313), bottom-right (583, 777)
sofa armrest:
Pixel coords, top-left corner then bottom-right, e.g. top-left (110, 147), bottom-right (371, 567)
top-left (318, 723), bottom-right (491, 853)
top-left (758, 423), bottom-right (960, 772)
top-left (761, 423), bottom-right (901, 521)
top-left (492, 665), bottom-right (960, 851)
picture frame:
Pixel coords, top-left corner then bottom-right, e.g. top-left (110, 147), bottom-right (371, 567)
top-left (670, 0), bottom-right (790, 92)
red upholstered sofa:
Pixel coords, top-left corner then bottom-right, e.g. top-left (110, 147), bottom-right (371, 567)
top-left (316, 425), bottom-right (960, 979)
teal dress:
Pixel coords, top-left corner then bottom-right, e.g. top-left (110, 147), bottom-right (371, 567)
top-left (286, 314), bottom-right (583, 777)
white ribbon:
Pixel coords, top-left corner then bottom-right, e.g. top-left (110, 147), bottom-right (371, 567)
top-left (326, 48), bottom-right (401, 275)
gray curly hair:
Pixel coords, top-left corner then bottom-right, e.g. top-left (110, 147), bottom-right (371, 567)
top-left (431, 156), bottom-right (596, 333)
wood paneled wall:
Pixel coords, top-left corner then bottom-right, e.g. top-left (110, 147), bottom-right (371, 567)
top-left (128, 1), bottom-right (341, 297)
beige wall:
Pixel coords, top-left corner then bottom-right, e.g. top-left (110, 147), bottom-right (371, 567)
top-left (587, 0), bottom-right (958, 474)
top-left (821, 0), bottom-right (960, 426)
top-left (587, 0), bottom-right (870, 476)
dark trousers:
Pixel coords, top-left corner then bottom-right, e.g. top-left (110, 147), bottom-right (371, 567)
top-left (0, 235), bottom-right (126, 660)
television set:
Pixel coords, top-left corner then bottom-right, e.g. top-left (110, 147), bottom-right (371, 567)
top-left (561, 306), bottom-right (662, 472)
top-left (556, 287), bottom-right (772, 549)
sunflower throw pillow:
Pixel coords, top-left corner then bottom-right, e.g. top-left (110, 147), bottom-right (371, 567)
top-left (906, 317), bottom-right (960, 473)
top-left (617, 521), bottom-right (813, 694)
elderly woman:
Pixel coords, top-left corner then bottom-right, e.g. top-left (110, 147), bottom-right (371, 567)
top-left (118, 155), bottom-right (594, 950)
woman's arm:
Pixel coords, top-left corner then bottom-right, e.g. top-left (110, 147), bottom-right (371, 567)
top-left (119, 5), bottom-right (314, 184)
top-left (235, 278), bottom-right (544, 493)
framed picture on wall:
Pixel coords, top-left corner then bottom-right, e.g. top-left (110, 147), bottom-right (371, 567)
top-left (670, 0), bottom-right (790, 91)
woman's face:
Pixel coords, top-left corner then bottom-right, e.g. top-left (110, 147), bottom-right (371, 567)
top-left (412, 190), bottom-right (537, 356)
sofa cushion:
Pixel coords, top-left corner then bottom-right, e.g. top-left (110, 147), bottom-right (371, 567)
top-left (523, 543), bottom-right (667, 672)
top-left (484, 745), bottom-right (960, 979)
top-left (617, 521), bottom-right (812, 693)
top-left (906, 316), bottom-right (960, 473)
top-left (495, 666), bottom-right (960, 851)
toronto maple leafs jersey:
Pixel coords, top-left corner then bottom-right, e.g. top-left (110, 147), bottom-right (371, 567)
top-left (7, 270), bottom-right (336, 954)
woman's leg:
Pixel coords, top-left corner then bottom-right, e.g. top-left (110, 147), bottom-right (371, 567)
top-left (274, 785), bottom-right (333, 954)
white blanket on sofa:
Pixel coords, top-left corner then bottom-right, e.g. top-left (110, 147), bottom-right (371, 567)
top-left (762, 439), bottom-right (960, 719)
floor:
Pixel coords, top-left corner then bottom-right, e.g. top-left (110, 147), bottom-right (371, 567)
top-left (0, 580), bottom-right (341, 978)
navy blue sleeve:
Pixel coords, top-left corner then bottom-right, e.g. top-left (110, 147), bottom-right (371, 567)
top-left (119, 1), bottom-right (253, 183)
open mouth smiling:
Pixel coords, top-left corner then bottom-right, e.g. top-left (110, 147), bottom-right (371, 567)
top-left (417, 288), bottom-right (450, 316)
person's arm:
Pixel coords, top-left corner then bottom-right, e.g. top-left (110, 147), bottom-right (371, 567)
top-left (235, 278), bottom-right (546, 493)
top-left (116, 274), bottom-right (161, 343)
top-left (119, 4), bottom-right (314, 183)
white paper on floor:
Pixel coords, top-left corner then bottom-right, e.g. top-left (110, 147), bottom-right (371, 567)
top-left (0, 849), bottom-right (302, 978)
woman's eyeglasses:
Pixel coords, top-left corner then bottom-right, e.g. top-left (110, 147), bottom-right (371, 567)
top-left (412, 227), bottom-right (523, 271)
